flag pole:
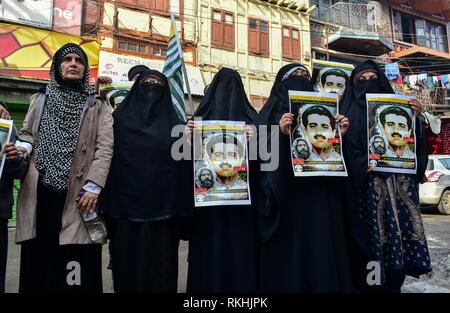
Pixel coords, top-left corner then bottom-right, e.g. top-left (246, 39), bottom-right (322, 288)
top-left (170, 12), bottom-right (194, 118)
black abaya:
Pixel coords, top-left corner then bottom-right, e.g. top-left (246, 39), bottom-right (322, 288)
top-left (341, 60), bottom-right (431, 292)
top-left (257, 64), bottom-right (354, 292)
top-left (102, 70), bottom-right (191, 293)
top-left (109, 218), bottom-right (180, 293)
top-left (186, 68), bottom-right (260, 293)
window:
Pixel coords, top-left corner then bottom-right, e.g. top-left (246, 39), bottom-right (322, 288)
top-left (426, 159), bottom-right (434, 171)
top-left (393, 10), bottom-right (448, 52)
top-left (415, 19), bottom-right (426, 46)
top-left (118, 0), bottom-right (169, 12)
top-left (117, 39), bottom-right (167, 57)
top-left (118, 40), bottom-right (148, 54)
top-left (250, 95), bottom-right (268, 110)
top-left (211, 9), bottom-right (235, 49)
top-left (248, 18), bottom-right (269, 56)
top-left (437, 26), bottom-right (447, 51)
top-left (393, 11), bottom-right (403, 41)
top-left (282, 26), bottom-right (301, 60)
top-left (154, 0), bottom-right (169, 13)
top-left (152, 46), bottom-right (167, 57)
top-left (439, 158), bottom-right (450, 170)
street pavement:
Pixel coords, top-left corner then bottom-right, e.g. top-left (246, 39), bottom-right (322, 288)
top-left (5, 209), bottom-right (450, 293)
top-left (5, 233), bottom-right (189, 293)
top-left (402, 209), bottom-right (450, 292)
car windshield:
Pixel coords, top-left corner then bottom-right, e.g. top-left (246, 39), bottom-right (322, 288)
top-left (439, 158), bottom-right (450, 170)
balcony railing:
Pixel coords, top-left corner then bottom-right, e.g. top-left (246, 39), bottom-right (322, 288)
top-left (324, 2), bottom-right (378, 32)
top-left (395, 84), bottom-right (450, 114)
top-left (335, 2), bottom-right (375, 31)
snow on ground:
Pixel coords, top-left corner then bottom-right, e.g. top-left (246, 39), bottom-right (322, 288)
top-left (402, 219), bottom-right (450, 293)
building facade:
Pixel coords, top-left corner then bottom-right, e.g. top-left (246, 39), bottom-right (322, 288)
top-left (194, 0), bottom-right (312, 110)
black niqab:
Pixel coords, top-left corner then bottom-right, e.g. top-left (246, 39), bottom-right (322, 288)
top-left (340, 60), bottom-right (394, 189)
top-left (127, 65), bottom-right (150, 81)
top-left (341, 59), bottom-right (427, 189)
top-left (102, 69), bottom-right (189, 220)
top-left (187, 68), bottom-right (259, 292)
top-left (258, 63), bottom-right (314, 128)
top-left (256, 64), bottom-right (314, 241)
top-left (340, 60), bottom-right (431, 291)
top-left (256, 64), bottom-right (354, 292)
top-left (194, 67), bottom-right (257, 122)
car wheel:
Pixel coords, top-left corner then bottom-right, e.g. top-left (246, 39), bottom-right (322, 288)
top-left (438, 190), bottom-right (450, 215)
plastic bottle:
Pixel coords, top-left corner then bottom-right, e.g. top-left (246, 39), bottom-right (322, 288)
top-left (78, 191), bottom-right (107, 244)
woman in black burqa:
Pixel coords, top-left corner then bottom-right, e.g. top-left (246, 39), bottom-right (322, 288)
top-left (341, 60), bottom-right (431, 292)
top-left (256, 63), bottom-right (354, 292)
top-left (102, 70), bottom-right (192, 292)
top-left (184, 68), bottom-right (260, 292)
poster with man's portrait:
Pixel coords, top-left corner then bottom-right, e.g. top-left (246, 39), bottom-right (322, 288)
top-left (312, 60), bottom-right (353, 101)
top-left (99, 82), bottom-right (134, 110)
top-left (193, 120), bottom-right (251, 207)
top-left (289, 91), bottom-right (347, 177)
top-left (0, 119), bottom-right (13, 180)
top-left (367, 94), bottom-right (416, 174)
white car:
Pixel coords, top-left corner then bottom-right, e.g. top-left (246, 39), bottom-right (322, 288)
top-left (419, 155), bottom-right (450, 215)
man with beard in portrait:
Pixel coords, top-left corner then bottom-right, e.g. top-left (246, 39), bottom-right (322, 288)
top-left (291, 138), bottom-right (310, 160)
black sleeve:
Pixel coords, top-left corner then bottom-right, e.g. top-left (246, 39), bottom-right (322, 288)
top-left (415, 116), bottom-right (428, 184)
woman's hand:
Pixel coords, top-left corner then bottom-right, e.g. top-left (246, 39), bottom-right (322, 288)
top-left (408, 98), bottom-right (422, 117)
top-left (336, 114), bottom-right (349, 135)
top-left (244, 125), bottom-right (254, 140)
top-left (5, 143), bottom-right (27, 161)
top-left (76, 191), bottom-right (99, 215)
top-left (97, 76), bottom-right (112, 85)
top-left (367, 165), bottom-right (374, 174)
top-left (184, 120), bottom-right (195, 136)
top-left (0, 105), bottom-right (11, 120)
top-left (279, 113), bottom-right (293, 136)
top-left (184, 120), bottom-right (195, 145)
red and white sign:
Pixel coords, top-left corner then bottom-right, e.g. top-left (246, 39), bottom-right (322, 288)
top-left (53, 0), bottom-right (82, 35)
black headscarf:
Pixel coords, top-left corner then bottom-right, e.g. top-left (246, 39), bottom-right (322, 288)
top-left (341, 59), bottom-right (427, 189)
top-left (128, 65), bottom-right (150, 81)
top-left (193, 68), bottom-right (257, 122)
top-left (102, 69), bottom-right (190, 220)
top-left (341, 61), bottom-right (431, 285)
top-left (340, 60), bottom-right (393, 189)
top-left (35, 43), bottom-right (93, 191)
top-left (257, 63), bottom-right (314, 127)
top-left (274, 63), bottom-right (310, 85)
top-left (256, 64), bottom-right (314, 241)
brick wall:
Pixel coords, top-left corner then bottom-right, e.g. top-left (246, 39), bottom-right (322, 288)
top-left (441, 119), bottom-right (450, 154)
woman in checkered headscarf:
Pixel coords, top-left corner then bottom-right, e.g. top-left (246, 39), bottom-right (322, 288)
top-left (17, 43), bottom-right (114, 293)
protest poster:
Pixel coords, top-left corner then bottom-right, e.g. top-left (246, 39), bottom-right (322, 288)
top-left (193, 120), bottom-right (251, 207)
top-left (367, 93), bottom-right (416, 174)
top-left (312, 60), bottom-right (353, 100)
top-left (99, 82), bottom-right (134, 110)
top-left (289, 91), bottom-right (347, 177)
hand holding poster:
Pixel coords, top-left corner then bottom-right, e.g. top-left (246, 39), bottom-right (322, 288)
top-left (193, 120), bottom-right (251, 207)
top-left (367, 94), bottom-right (416, 174)
top-left (289, 91), bottom-right (347, 177)
top-left (0, 119), bottom-right (13, 180)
